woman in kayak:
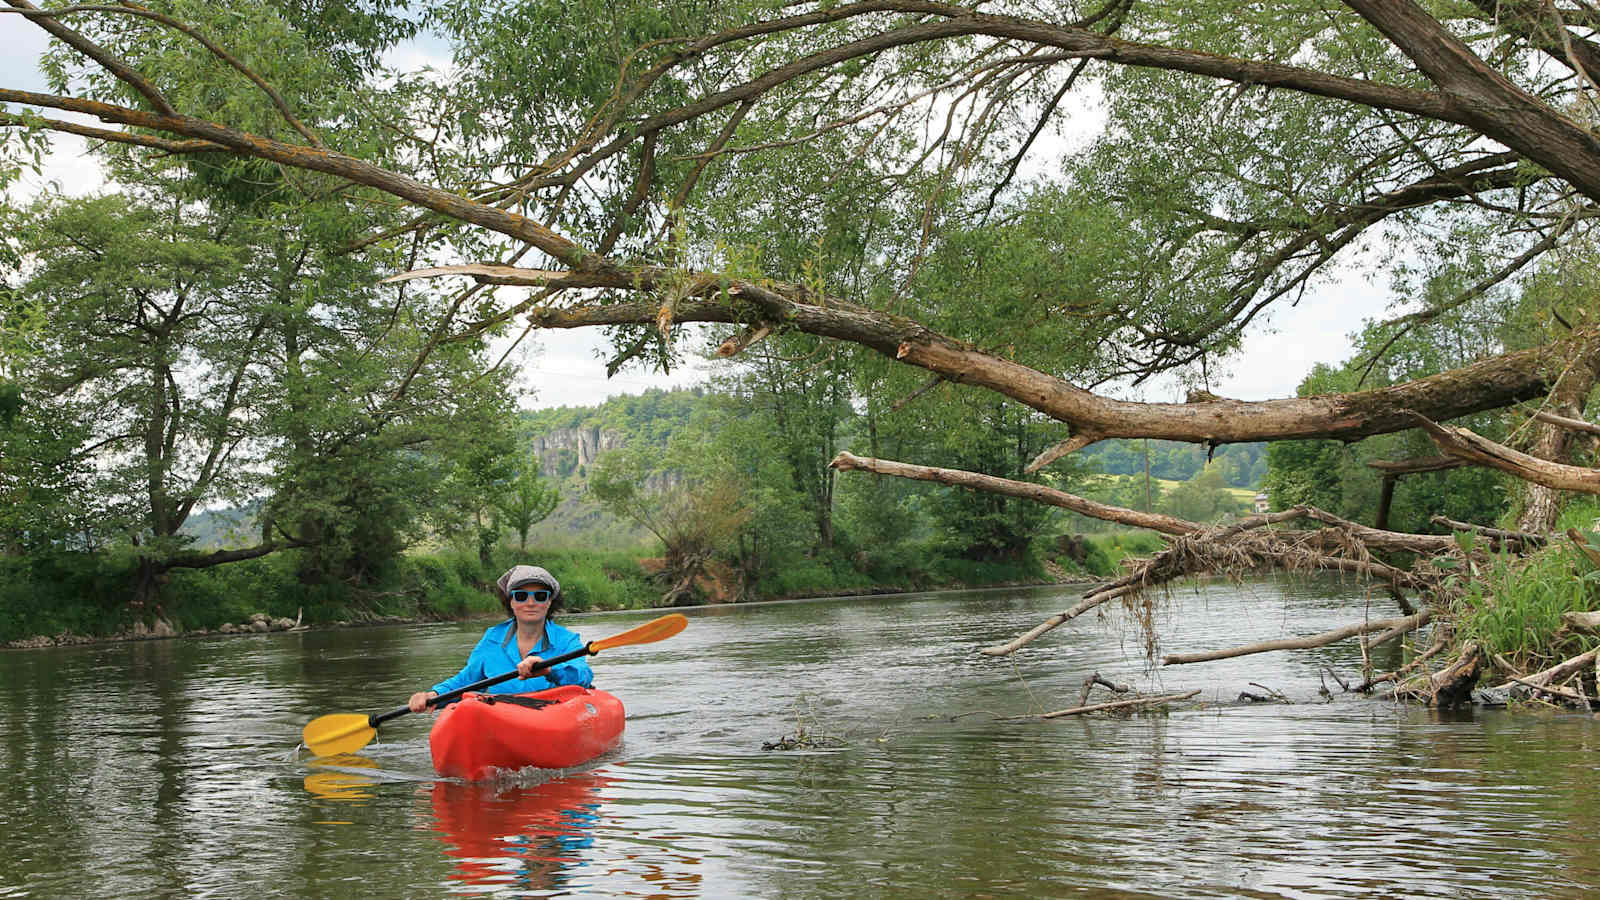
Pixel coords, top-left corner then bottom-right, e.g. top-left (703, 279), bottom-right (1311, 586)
top-left (407, 564), bottom-right (594, 712)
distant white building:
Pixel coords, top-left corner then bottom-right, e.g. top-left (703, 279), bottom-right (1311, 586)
top-left (1254, 491), bottom-right (1270, 514)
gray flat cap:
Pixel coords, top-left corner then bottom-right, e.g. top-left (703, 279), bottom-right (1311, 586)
top-left (497, 564), bottom-right (560, 597)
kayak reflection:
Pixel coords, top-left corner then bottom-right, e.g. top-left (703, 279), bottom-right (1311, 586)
top-left (303, 753), bottom-right (380, 802)
top-left (430, 773), bottom-right (610, 891)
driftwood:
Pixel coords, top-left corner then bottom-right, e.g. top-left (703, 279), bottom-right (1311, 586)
top-left (837, 449), bottom-right (1561, 709)
top-left (1355, 639), bottom-right (1448, 692)
top-left (995, 690), bottom-right (1201, 721)
top-left (1078, 673), bottom-right (1130, 707)
top-left (1561, 610), bottom-right (1600, 633)
top-left (1492, 652), bottom-right (1523, 678)
top-left (1397, 641), bottom-right (1484, 707)
top-left (1240, 682), bottom-right (1288, 702)
top-left (1493, 646), bottom-right (1600, 691)
top-left (979, 504), bottom-right (1434, 656)
top-left (1506, 675), bottom-right (1595, 706)
top-left (1162, 612), bottom-right (1430, 666)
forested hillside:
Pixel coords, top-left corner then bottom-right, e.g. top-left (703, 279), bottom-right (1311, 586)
top-left (515, 389), bottom-right (704, 546)
top-left (1079, 440), bottom-right (1265, 489)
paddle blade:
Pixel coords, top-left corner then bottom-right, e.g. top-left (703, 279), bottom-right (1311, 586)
top-left (302, 713), bottom-right (377, 756)
top-left (591, 613), bottom-right (688, 652)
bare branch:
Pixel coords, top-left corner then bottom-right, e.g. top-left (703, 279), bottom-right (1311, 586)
top-left (0, 112), bottom-right (225, 153)
top-left (1409, 410), bottom-right (1600, 493)
top-left (2, 0), bottom-right (175, 115)
top-left (1532, 409), bottom-right (1600, 436)
top-left (830, 450), bottom-right (1201, 534)
top-left (1162, 612), bottom-right (1430, 665)
top-left (994, 690), bottom-right (1199, 721)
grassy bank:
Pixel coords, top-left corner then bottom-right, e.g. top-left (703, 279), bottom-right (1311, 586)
top-left (0, 546), bottom-right (663, 646)
top-left (1, 532), bottom-right (1125, 646)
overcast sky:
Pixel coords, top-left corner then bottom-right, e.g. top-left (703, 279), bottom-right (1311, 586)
top-left (3, 16), bottom-right (1394, 407)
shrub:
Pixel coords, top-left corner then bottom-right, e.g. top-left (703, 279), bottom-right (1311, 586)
top-left (1456, 540), bottom-right (1600, 670)
top-left (0, 552), bottom-right (129, 640)
top-left (1090, 531), bottom-right (1166, 571)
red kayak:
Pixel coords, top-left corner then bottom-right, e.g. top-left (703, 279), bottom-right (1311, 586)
top-left (430, 685), bottom-right (625, 780)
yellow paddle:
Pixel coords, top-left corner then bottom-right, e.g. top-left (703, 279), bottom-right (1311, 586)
top-left (301, 613), bottom-right (688, 757)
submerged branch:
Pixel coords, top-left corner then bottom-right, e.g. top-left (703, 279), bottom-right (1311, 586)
top-left (1355, 631), bottom-right (1450, 692)
top-left (995, 690), bottom-right (1200, 721)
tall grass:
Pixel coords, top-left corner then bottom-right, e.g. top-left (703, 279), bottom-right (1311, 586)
top-left (1454, 513), bottom-right (1600, 671)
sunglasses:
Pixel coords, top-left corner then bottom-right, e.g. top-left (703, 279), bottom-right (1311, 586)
top-left (509, 588), bottom-right (553, 604)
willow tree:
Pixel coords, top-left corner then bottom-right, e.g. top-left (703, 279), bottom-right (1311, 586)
top-left (5, 0), bottom-right (1600, 680)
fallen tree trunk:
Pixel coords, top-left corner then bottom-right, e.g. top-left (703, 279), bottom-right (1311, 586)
top-left (505, 291), bottom-right (1576, 448)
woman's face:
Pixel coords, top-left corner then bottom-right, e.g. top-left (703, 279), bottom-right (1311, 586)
top-left (508, 584), bottom-right (554, 628)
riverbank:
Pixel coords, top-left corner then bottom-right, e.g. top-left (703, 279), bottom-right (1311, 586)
top-left (3, 571), bottom-right (1104, 650)
top-left (2, 539), bottom-right (1099, 649)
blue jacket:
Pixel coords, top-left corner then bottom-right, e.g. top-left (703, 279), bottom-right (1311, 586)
top-left (430, 619), bottom-right (593, 697)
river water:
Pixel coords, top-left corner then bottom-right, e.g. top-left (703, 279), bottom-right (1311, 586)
top-left (3, 577), bottom-right (1598, 898)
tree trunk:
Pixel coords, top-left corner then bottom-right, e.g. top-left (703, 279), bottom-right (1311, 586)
top-left (1517, 333), bottom-right (1600, 532)
top-left (132, 556), bottom-right (163, 614)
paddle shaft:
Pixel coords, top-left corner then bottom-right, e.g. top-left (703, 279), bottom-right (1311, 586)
top-left (368, 642), bottom-right (594, 728)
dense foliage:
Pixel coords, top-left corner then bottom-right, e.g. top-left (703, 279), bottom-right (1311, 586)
top-left (5, 0), bottom-right (1600, 674)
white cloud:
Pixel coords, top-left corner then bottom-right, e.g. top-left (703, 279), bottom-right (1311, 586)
top-left (1211, 277), bottom-right (1395, 401)
top-left (501, 325), bottom-right (715, 409)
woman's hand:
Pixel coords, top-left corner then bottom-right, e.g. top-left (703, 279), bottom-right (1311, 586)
top-left (408, 690), bottom-right (437, 713)
top-left (516, 655), bottom-right (545, 679)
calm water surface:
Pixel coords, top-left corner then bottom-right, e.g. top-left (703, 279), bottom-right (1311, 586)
top-left (3, 577), bottom-right (1598, 898)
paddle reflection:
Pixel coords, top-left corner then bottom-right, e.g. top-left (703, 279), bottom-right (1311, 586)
top-left (430, 773), bottom-right (610, 892)
top-left (303, 753), bottom-right (379, 802)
